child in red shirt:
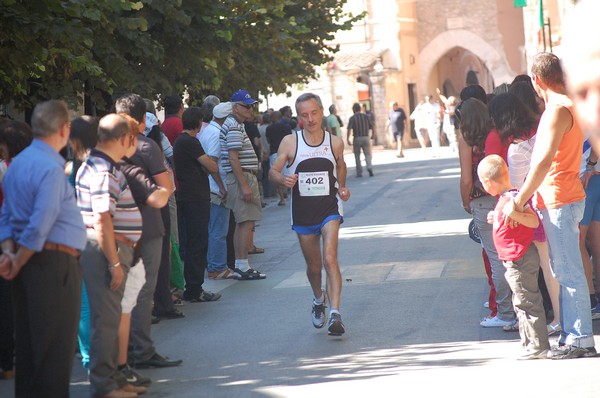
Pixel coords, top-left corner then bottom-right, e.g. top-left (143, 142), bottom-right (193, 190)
top-left (478, 154), bottom-right (550, 359)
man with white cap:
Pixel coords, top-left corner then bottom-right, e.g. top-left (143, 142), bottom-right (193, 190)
top-left (220, 90), bottom-right (266, 280)
top-left (199, 101), bottom-right (232, 279)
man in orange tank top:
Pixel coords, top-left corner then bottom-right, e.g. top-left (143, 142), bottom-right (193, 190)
top-left (512, 53), bottom-right (596, 359)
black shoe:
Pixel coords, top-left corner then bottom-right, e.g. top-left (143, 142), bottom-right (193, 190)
top-left (327, 313), bottom-right (346, 336)
top-left (134, 353), bottom-right (183, 369)
top-left (155, 308), bottom-right (185, 320)
top-left (121, 364), bottom-right (152, 387)
top-left (151, 315), bottom-right (161, 324)
top-left (185, 290), bottom-right (222, 302)
top-left (368, 169), bottom-right (374, 177)
top-left (549, 345), bottom-right (597, 359)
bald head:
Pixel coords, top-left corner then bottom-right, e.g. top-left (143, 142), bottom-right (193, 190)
top-left (97, 114), bottom-right (130, 143)
top-left (562, 0), bottom-right (600, 136)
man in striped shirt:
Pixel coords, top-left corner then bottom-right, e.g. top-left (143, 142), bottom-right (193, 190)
top-left (347, 103), bottom-right (375, 177)
top-left (219, 90), bottom-right (266, 280)
top-left (76, 114), bottom-right (145, 397)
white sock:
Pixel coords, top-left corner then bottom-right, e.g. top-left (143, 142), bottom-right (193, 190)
top-left (330, 308), bottom-right (340, 316)
top-left (314, 292), bottom-right (325, 304)
top-left (235, 259), bottom-right (250, 272)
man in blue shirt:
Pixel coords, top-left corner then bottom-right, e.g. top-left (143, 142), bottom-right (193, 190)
top-left (0, 100), bottom-right (86, 398)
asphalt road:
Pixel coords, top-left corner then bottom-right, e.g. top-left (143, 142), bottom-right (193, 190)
top-left (2, 146), bottom-right (600, 398)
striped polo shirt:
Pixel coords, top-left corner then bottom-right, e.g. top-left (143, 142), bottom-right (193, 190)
top-left (348, 112), bottom-right (373, 137)
top-left (76, 149), bottom-right (142, 242)
top-left (220, 115), bottom-right (258, 173)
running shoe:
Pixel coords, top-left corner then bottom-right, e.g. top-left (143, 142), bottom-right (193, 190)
top-left (327, 313), bottom-right (346, 336)
top-left (312, 294), bottom-right (327, 329)
top-left (121, 364), bottom-right (152, 387)
top-left (548, 345), bottom-right (597, 360)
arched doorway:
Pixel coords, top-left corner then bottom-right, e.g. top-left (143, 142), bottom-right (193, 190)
top-left (419, 29), bottom-right (515, 98)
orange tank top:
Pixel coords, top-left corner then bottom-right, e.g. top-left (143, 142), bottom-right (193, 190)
top-left (535, 98), bottom-right (585, 210)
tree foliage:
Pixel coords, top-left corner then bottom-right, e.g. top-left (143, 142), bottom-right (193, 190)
top-left (0, 0), bottom-right (361, 112)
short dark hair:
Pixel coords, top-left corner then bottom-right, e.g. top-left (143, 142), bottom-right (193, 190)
top-left (352, 103), bottom-right (361, 113)
top-left (328, 104), bottom-right (336, 114)
top-left (182, 107), bottom-right (203, 130)
top-left (70, 116), bottom-right (98, 151)
top-left (115, 93), bottom-right (146, 123)
top-left (164, 95), bottom-right (183, 115)
top-left (0, 120), bottom-right (33, 160)
top-left (531, 52), bottom-right (565, 89)
top-left (279, 105), bottom-right (292, 116)
top-left (460, 85), bottom-right (487, 104)
top-left (262, 112), bottom-right (271, 124)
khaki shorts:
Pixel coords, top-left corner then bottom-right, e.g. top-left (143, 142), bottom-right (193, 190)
top-left (225, 171), bottom-right (263, 223)
top-left (121, 259), bottom-right (146, 314)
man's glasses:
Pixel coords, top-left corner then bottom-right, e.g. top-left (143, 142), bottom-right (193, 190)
top-left (236, 103), bottom-right (253, 109)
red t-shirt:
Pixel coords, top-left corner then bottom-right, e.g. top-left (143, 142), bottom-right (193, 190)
top-left (162, 116), bottom-right (183, 146)
top-left (492, 190), bottom-right (534, 261)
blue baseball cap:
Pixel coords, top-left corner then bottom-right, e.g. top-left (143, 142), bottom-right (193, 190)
top-left (231, 89), bottom-right (258, 105)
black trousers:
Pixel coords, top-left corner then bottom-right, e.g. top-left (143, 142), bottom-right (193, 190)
top-left (153, 205), bottom-right (175, 314)
top-left (12, 250), bottom-right (81, 398)
top-left (178, 200), bottom-right (210, 296)
top-left (0, 278), bottom-right (14, 371)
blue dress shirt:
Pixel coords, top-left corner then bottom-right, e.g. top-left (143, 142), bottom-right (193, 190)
top-left (0, 139), bottom-right (86, 251)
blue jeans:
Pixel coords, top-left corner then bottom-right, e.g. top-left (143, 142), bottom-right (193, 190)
top-left (78, 280), bottom-right (90, 370)
top-left (207, 202), bottom-right (230, 272)
top-left (540, 200), bottom-right (594, 348)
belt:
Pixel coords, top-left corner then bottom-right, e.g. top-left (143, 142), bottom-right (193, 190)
top-left (114, 233), bottom-right (137, 249)
top-left (43, 243), bottom-right (80, 258)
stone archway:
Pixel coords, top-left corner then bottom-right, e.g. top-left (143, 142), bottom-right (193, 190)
top-left (419, 29), bottom-right (515, 96)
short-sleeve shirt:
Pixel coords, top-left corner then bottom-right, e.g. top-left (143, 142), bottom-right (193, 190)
top-left (162, 116), bottom-right (183, 146)
top-left (492, 190), bottom-right (534, 261)
top-left (127, 134), bottom-right (167, 241)
top-left (76, 149), bottom-right (142, 242)
top-left (199, 121), bottom-right (226, 194)
top-left (173, 132), bottom-right (210, 202)
top-left (220, 115), bottom-right (259, 173)
top-left (348, 113), bottom-right (373, 137)
top-left (119, 159), bottom-right (159, 208)
top-left (327, 114), bottom-right (341, 136)
top-left (266, 122), bottom-right (292, 155)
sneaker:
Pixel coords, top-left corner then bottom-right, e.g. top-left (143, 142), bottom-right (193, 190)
top-left (186, 290), bottom-right (221, 303)
top-left (480, 316), bottom-right (516, 328)
top-left (121, 364), bottom-right (152, 387)
top-left (327, 313), bottom-right (346, 336)
top-left (483, 301), bottom-right (489, 309)
top-left (518, 348), bottom-right (549, 360)
top-left (591, 303), bottom-right (600, 320)
top-left (502, 319), bottom-right (519, 332)
top-left (548, 345), bottom-right (597, 360)
top-left (311, 293), bottom-right (327, 329)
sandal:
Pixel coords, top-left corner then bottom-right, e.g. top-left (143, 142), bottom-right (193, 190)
top-left (547, 322), bottom-right (561, 336)
top-left (233, 268), bottom-right (267, 280)
top-left (248, 246), bottom-right (265, 254)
